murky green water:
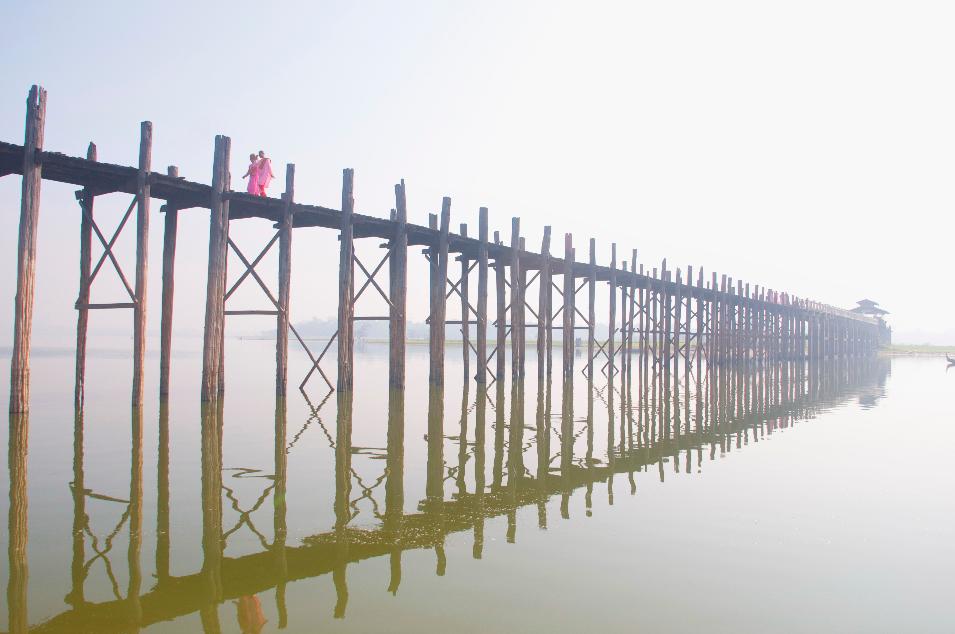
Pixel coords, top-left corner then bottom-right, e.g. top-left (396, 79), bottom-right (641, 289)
top-left (3, 339), bottom-right (953, 633)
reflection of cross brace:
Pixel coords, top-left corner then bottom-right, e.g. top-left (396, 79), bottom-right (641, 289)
top-left (300, 245), bottom-right (396, 392)
top-left (71, 482), bottom-right (131, 601)
top-left (222, 474), bottom-right (276, 550)
top-left (73, 193), bottom-right (139, 309)
top-left (288, 388), bottom-right (333, 452)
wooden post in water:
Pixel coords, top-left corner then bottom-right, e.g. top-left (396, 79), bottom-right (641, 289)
top-left (74, 143), bottom-right (97, 408)
top-left (587, 239), bottom-right (597, 381)
top-left (460, 223), bottom-right (470, 383)
top-left (494, 231), bottom-right (506, 382)
top-left (608, 244), bottom-right (617, 379)
top-left (509, 218), bottom-right (522, 381)
top-left (562, 234), bottom-right (575, 380)
top-left (337, 169), bottom-right (356, 393)
top-left (429, 199), bottom-right (451, 386)
top-left (389, 181), bottom-right (409, 389)
top-left (131, 121), bottom-right (152, 408)
top-left (200, 135), bottom-right (231, 402)
top-left (476, 208), bottom-right (489, 384)
top-left (537, 227), bottom-right (551, 387)
top-left (158, 166), bottom-right (179, 400)
top-left (10, 85), bottom-right (47, 414)
top-left (276, 165), bottom-right (295, 396)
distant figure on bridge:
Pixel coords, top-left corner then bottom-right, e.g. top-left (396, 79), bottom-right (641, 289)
top-left (256, 150), bottom-right (275, 196)
top-left (241, 153), bottom-right (260, 195)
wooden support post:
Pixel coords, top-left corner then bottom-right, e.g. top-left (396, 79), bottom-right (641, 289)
top-left (131, 121), bottom-right (152, 408)
top-left (562, 234), bottom-right (574, 380)
top-left (158, 166), bottom-right (179, 400)
top-left (460, 224), bottom-right (470, 383)
top-left (475, 208), bottom-right (489, 384)
top-left (620, 262), bottom-right (629, 381)
top-left (537, 227), bottom-right (551, 387)
top-left (75, 143), bottom-right (97, 408)
top-left (201, 135), bottom-right (231, 402)
top-left (389, 181), bottom-right (409, 389)
top-left (276, 165), bottom-right (295, 396)
top-left (338, 169), bottom-right (356, 393)
top-left (608, 244), bottom-right (617, 379)
top-left (509, 218), bottom-right (522, 381)
top-left (627, 250), bottom-right (637, 383)
top-left (587, 239), bottom-right (597, 381)
top-left (429, 198), bottom-right (451, 386)
top-left (494, 231), bottom-right (506, 382)
top-left (9, 85), bottom-right (47, 414)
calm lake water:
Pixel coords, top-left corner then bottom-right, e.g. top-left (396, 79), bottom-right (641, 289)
top-left (2, 338), bottom-right (953, 633)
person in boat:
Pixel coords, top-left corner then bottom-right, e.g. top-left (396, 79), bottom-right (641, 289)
top-left (256, 150), bottom-right (275, 197)
top-left (241, 153), bottom-right (260, 195)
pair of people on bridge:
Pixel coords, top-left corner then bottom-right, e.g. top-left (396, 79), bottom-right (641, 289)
top-left (241, 150), bottom-right (275, 197)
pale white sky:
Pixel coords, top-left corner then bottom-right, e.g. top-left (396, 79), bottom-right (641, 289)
top-left (0, 1), bottom-right (952, 344)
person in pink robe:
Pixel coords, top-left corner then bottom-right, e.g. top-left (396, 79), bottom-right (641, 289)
top-left (241, 153), bottom-right (260, 195)
top-left (256, 150), bottom-right (274, 196)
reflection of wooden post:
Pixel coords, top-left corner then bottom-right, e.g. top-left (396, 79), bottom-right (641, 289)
top-left (475, 208), bottom-right (489, 384)
top-left (158, 166), bottom-right (179, 400)
top-left (8, 412), bottom-right (29, 632)
top-left (126, 407), bottom-right (144, 623)
top-left (537, 227), bottom-right (551, 388)
top-left (337, 169), bottom-right (355, 393)
top-left (385, 388), bottom-right (405, 592)
top-left (201, 136), bottom-right (231, 402)
top-left (429, 199), bottom-right (451, 386)
top-left (156, 402), bottom-right (170, 583)
top-left (132, 122), bottom-right (152, 408)
top-left (10, 85), bottom-right (47, 414)
top-left (75, 143), bottom-right (97, 409)
top-left (389, 182), bottom-right (408, 389)
top-left (276, 165), bottom-right (295, 396)
top-left (273, 397), bottom-right (289, 628)
top-left (70, 409), bottom-right (87, 605)
top-left (333, 390), bottom-right (353, 618)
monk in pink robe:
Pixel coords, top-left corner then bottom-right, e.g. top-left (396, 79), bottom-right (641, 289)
top-left (241, 153), bottom-right (260, 195)
top-left (256, 150), bottom-right (274, 197)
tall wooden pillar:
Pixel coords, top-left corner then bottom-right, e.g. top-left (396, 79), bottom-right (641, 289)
top-left (536, 227), bottom-right (551, 388)
top-left (475, 208), bottom-right (489, 384)
top-left (158, 166), bottom-right (179, 400)
top-left (9, 85), bottom-right (47, 414)
top-left (607, 244), bottom-right (617, 379)
top-left (200, 135), bottom-right (231, 402)
top-left (337, 169), bottom-right (356, 393)
top-left (389, 181), bottom-right (409, 389)
top-left (131, 121), bottom-right (152, 408)
top-left (587, 239), bottom-right (597, 381)
top-left (562, 234), bottom-right (575, 380)
top-left (460, 224), bottom-right (470, 383)
top-left (75, 143), bottom-right (97, 408)
top-left (494, 231), bottom-right (506, 382)
top-left (276, 165), bottom-right (295, 396)
top-left (509, 218), bottom-right (522, 381)
top-left (429, 198), bottom-right (451, 386)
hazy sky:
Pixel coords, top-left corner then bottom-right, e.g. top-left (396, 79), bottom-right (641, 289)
top-left (1, 1), bottom-right (952, 345)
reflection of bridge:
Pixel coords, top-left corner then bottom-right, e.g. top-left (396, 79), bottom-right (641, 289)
top-left (8, 357), bottom-right (888, 633)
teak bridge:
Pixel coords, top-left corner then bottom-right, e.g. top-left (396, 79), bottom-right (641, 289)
top-left (3, 86), bottom-right (882, 416)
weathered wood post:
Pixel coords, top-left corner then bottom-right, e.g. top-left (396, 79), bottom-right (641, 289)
top-left (389, 181), bottom-right (409, 389)
top-left (158, 166), bottom-right (179, 401)
top-left (537, 227), bottom-right (551, 387)
top-left (494, 231), bottom-right (507, 381)
top-left (608, 244), bottom-right (617, 379)
top-left (276, 165), bottom-right (295, 396)
top-left (620, 262), bottom-right (629, 384)
top-left (337, 169), bottom-right (356, 393)
top-left (131, 121), bottom-right (152, 408)
top-left (460, 223), bottom-right (471, 382)
top-left (509, 218), bottom-right (522, 381)
top-left (587, 239), bottom-right (597, 381)
top-left (75, 143), bottom-right (97, 408)
top-left (476, 208), bottom-right (489, 384)
top-left (9, 85), bottom-right (47, 414)
top-left (429, 198), bottom-right (451, 386)
top-left (200, 135), bottom-right (231, 402)
top-left (562, 234), bottom-right (575, 380)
